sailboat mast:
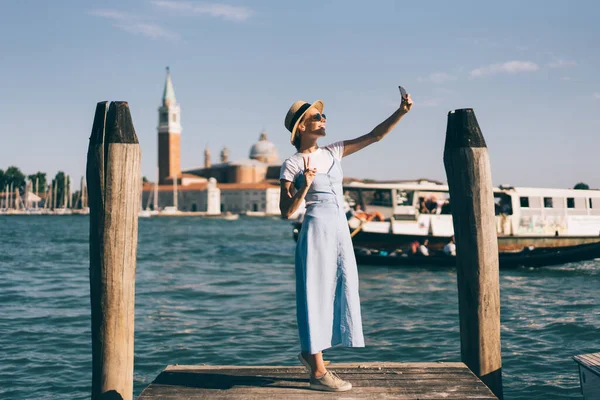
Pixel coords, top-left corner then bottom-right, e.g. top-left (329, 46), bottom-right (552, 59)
top-left (63, 175), bottom-right (67, 209)
top-left (46, 183), bottom-right (52, 210)
top-left (67, 176), bottom-right (71, 209)
top-left (24, 178), bottom-right (27, 209)
top-left (154, 167), bottom-right (159, 211)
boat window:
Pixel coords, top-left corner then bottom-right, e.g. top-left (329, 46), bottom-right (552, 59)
top-left (396, 190), bottom-right (414, 207)
top-left (590, 198), bottom-right (595, 209)
top-left (494, 193), bottom-right (513, 215)
top-left (416, 192), bottom-right (450, 214)
top-left (567, 198), bottom-right (575, 208)
top-left (362, 189), bottom-right (393, 207)
top-left (520, 197), bottom-right (529, 208)
top-left (543, 197), bottom-right (553, 208)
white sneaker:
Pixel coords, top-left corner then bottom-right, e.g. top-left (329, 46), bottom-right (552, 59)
top-left (310, 371), bottom-right (352, 392)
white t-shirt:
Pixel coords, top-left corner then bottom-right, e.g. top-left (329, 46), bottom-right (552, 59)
top-left (279, 141), bottom-right (344, 183)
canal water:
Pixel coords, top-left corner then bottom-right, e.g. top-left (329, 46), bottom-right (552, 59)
top-left (0, 215), bottom-right (597, 399)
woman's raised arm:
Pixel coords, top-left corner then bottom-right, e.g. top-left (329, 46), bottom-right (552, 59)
top-left (342, 93), bottom-right (413, 157)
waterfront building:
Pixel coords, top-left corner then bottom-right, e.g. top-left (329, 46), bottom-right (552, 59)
top-left (142, 69), bottom-right (283, 215)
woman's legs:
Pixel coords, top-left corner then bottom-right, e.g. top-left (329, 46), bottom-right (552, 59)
top-left (301, 351), bottom-right (327, 378)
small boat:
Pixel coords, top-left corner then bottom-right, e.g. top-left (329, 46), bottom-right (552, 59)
top-left (138, 209), bottom-right (152, 218)
top-left (72, 207), bottom-right (90, 215)
top-left (573, 352), bottom-right (600, 399)
top-left (221, 213), bottom-right (240, 221)
top-left (159, 206), bottom-right (179, 216)
top-left (53, 208), bottom-right (73, 215)
top-left (354, 242), bottom-right (600, 269)
top-left (204, 212), bottom-right (240, 220)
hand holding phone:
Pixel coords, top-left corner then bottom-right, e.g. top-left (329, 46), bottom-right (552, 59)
top-left (399, 86), bottom-right (407, 100)
top-left (398, 86), bottom-right (412, 113)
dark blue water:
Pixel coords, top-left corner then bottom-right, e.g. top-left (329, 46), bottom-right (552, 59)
top-left (0, 216), bottom-right (598, 399)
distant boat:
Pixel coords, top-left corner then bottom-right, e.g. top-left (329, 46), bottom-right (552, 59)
top-left (72, 207), bottom-right (90, 215)
top-left (354, 241), bottom-right (600, 269)
top-left (53, 208), bottom-right (73, 215)
top-left (159, 206), bottom-right (179, 216)
top-left (138, 209), bottom-right (152, 218)
top-left (204, 212), bottom-right (239, 220)
top-left (291, 181), bottom-right (600, 268)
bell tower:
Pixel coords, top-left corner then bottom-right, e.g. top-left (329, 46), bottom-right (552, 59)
top-left (158, 67), bottom-right (182, 184)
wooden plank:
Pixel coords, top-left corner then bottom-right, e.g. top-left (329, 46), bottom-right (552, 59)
top-left (574, 352), bottom-right (600, 375)
top-left (137, 363), bottom-right (497, 399)
top-left (139, 387), bottom-right (496, 400)
top-left (149, 375), bottom-right (484, 387)
top-left (165, 362), bottom-right (468, 370)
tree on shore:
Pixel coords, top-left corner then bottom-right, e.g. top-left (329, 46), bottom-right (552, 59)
top-left (27, 172), bottom-right (47, 194)
top-left (574, 182), bottom-right (590, 190)
top-left (2, 166), bottom-right (26, 192)
top-left (51, 171), bottom-right (70, 208)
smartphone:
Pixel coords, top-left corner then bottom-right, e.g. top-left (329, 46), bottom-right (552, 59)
top-left (399, 86), bottom-right (407, 99)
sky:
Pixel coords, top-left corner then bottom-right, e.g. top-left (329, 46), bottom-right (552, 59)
top-left (1, 0), bottom-right (599, 189)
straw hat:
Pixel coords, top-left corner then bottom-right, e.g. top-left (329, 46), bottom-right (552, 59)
top-left (284, 100), bottom-right (324, 144)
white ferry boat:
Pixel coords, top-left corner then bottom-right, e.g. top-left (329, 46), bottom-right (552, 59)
top-left (292, 180), bottom-right (600, 267)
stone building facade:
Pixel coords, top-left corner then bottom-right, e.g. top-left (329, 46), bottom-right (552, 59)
top-left (144, 69), bottom-right (284, 215)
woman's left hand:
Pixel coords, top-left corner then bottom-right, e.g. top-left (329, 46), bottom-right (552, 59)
top-left (400, 93), bottom-right (413, 114)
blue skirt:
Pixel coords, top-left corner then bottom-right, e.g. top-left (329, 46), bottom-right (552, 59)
top-left (295, 201), bottom-right (365, 354)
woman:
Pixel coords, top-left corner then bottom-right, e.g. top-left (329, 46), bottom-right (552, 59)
top-left (279, 90), bottom-right (413, 392)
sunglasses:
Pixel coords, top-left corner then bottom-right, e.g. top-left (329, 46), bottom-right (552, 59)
top-left (309, 113), bottom-right (327, 122)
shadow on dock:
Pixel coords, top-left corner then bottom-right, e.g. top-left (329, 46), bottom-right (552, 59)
top-left (153, 369), bottom-right (304, 390)
top-left (137, 363), bottom-right (498, 399)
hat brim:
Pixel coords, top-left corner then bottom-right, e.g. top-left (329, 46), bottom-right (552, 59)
top-left (290, 100), bottom-right (324, 145)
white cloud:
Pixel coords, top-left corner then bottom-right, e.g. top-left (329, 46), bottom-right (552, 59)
top-left (119, 22), bottom-right (178, 39)
top-left (88, 9), bottom-right (178, 40)
top-left (89, 10), bottom-right (128, 20)
top-left (548, 59), bottom-right (577, 69)
top-left (420, 99), bottom-right (442, 107)
top-left (417, 72), bottom-right (456, 84)
top-left (470, 61), bottom-right (539, 78)
top-left (152, 1), bottom-right (253, 22)
top-left (560, 76), bottom-right (573, 81)
top-left (594, 93), bottom-right (600, 99)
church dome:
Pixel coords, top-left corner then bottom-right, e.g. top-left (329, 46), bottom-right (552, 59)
top-left (249, 131), bottom-right (279, 163)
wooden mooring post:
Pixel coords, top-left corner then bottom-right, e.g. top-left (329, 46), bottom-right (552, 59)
top-left (87, 101), bottom-right (141, 400)
top-left (443, 108), bottom-right (503, 399)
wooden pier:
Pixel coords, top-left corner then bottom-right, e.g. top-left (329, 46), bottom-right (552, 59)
top-left (137, 363), bottom-right (497, 399)
top-left (87, 105), bottom-right (504, 399)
